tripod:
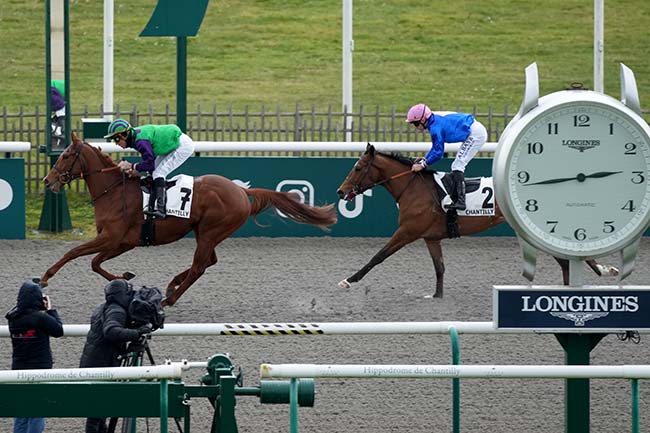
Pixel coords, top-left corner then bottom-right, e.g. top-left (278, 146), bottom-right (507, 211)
top-left (107, 336), bottom-right (184, 433)
top-left (107, 336), bottom-right (154, 433)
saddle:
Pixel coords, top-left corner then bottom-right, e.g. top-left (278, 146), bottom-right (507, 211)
top-left (438, 173), bottom-right (481, 200)
top-left (431, 172), bottom-right (495, 239)
top-left (139, 177), bottom-right (177, 194)
top-left (138, 177), bottom-right (179, 247)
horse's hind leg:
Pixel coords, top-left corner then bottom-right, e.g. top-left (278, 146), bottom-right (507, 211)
top-left (555, 258), bottom-right (619, 285)
top-left (554, 257), bottom-right (570, 285)
top-left (424, 239), bottom-right (445, 298)
top-left (164, 249), bottom-right (217, 300)
top-left (91, 245), bottom-right (137, 281)
top-left (585, 259), bottom-right (619, 277)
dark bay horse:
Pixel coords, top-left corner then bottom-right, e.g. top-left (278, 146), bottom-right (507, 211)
top-left (336, 144), bottom-right (618, 297)
top-left (42, 132), bottom-right (337, 306)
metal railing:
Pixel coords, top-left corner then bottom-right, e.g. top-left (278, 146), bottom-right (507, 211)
top-left (4, 103), bottom-right (649, 194)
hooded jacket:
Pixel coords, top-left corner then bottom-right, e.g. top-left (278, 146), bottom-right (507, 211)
top-left (6, 280), bottom-right (63, 370)
top-left (79, 279), bottom-right (141, 368)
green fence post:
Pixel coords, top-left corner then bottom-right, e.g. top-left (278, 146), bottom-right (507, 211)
top-left (631, 379), bottom-right (639, 433)
top-left (160, 379), bottom-right (169, 433)
top-left (38, 153), bottom-right (72, 232)
top-left (290, 377), bottom-right (299, 433)
top-left (555, 333), bottom-right (606, 433)
top-left (449, 326), bottom-right (460, 433)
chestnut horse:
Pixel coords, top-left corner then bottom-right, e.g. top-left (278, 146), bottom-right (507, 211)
top-left (42, 132), bottom-right (337, 306)
top-left (336, 144), bottom-right (618, 297)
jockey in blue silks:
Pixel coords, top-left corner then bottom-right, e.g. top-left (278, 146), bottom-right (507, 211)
top-left (406, 103), bottom-right (487, 210)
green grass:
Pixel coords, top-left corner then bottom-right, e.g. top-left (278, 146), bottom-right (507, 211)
top-left (26, 192), bottom-right (96, 240)
top-left (3, 0), bottom-right (650, 239)
top-left (1, 0), bottom-right (649, 112)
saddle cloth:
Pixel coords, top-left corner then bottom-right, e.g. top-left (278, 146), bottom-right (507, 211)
top-left (433, 172), bottom-right (496, 216)
top-left (142, 174), bottom-right (194, 219)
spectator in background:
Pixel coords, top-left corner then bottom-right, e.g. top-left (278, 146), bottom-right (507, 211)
top-left (6, 278), bottom-right (64, 433)
top-left (50, 80), bottom-right (66, 147)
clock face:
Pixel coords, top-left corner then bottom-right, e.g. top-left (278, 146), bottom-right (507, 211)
top-left (501, 95), bottom-right (650, 259)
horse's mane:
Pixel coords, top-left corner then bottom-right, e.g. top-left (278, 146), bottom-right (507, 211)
top-left (377, 151), bottom-right (413, 167)
top-left (85, 141), bottom-right (117, 167)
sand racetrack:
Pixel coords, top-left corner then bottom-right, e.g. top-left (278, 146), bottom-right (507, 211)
top-left (1, 237), bottom-right (649, 432)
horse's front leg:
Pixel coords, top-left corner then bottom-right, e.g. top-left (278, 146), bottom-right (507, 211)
top-left (424, 239), bottom-right (445, 298)
top-left (338, 228), bottom-right (418, 289)
top-left (41, 235), bottom-right (120, 286)
top-left (91, 244), bottom-right (137, 281)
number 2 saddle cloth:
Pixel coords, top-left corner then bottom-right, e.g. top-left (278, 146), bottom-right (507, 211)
top-left (432, 172), bottom-right (496, 216)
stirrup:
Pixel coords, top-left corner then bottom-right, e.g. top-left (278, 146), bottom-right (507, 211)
top-left (448, 201), bottom-right (466, 211)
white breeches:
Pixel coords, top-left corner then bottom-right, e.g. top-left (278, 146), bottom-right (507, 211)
top-left (451, 120), bottom-right (487, 172)
top-left (152, 133), bottom-right (195, 179)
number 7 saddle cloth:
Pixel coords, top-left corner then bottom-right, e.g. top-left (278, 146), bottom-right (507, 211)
top-left (140, 174), bottom-right (194, 219)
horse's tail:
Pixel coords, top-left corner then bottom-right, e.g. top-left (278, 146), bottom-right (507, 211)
top-left (245, 188), bottom-right (337, 229)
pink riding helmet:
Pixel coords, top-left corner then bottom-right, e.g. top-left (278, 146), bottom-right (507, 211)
top-left (406, 103), bottom-right (432, 123)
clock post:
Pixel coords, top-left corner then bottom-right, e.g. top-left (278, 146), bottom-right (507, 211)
top-left (556, 259), bottom-right (607, 433)
top-left (493, 63), bottom-right (650, 433)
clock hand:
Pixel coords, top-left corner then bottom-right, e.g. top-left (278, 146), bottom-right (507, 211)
top-left (524, 176), bottom-right (577, 186)
top-left (583, 171), bottom-right (623, 179)
top-left (524, 171), bottom-right (623, 186)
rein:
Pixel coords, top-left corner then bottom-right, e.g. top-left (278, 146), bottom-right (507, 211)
top-left (50, 147), bottom-right (127, 206)
top-left (351, 151), bottom-right (418, 199)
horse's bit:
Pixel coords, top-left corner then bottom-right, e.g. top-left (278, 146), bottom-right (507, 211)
top-left (50, 146), bottom-right (126, 208)
top-left (49, 147), bottom-right (85, 186)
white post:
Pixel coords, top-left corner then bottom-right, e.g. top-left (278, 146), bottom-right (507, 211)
top-left (50, 0), bottom-right (65, 81)
top-left (342, 0), bottom-right (353, 142)
top-left (103, 0), bottom-right (114, 120)
top-left (593, 0), bottom-right (604, 93)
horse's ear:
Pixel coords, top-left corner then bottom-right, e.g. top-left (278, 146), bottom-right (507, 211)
top-left (366, 142), bottom-right (375, 155)
top-left (70, 131), bottom-right (80, 144)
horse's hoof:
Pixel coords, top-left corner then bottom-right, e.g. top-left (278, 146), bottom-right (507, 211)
top-left (338, 279), bottom-right (351, 289)
top-left (597, 264), bottom-right (620, 277)
top-left (433, 292), bottom-right (443, 298)
top-left (123, 272), bottom-right (136, 280)
top-left (161, 297), bottom-right (173, 307)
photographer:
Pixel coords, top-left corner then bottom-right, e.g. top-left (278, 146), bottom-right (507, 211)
top-left (6, 278), bottom-right (64, 433)
top-left (79, 279), bottom-right (152, 433)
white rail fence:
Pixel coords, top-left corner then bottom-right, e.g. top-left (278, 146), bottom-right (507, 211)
top-left (260, 363), bottom-right (650, 379)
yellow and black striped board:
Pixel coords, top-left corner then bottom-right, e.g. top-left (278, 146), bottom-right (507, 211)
top-left (221, 323), bottom-right (325, 336)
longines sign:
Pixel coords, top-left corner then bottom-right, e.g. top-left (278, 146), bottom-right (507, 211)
top-left (493, 286), bottom-right (650, 332)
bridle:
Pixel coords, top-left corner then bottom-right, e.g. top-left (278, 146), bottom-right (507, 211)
top-left (49, 144), bottom-right (127, 206)
top-left (349, 152), bottom-right (418, 200)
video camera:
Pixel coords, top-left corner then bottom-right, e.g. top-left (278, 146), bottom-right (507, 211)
top-left (127, 286), bottom-right (165, 331)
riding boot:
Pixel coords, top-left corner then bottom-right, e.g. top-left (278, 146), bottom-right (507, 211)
top-left (144, 186), bottom-right (157, 217)
top-left (448, 170), bottom-right (466, 210)
top-left (152, 177), bottom-right (167, 219)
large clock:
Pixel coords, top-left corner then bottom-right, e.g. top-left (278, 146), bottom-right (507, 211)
top-left (493, 63), bottom-right (650, 281)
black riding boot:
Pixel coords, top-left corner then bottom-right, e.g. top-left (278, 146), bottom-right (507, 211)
top-left (153, 177), bottom-right (167, 219)
top-left (448, 170), bottom-right (466, 210)
top-left (144, 181), bottom-right (156, 217)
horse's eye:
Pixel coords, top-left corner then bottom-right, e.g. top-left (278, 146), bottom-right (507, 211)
top-left (354, 166), bottom-right (361, 172)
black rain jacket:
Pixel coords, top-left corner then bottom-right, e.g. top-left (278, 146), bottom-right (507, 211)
top-left (6, 280), bottom-right (63, 370)
top-left (79, 280), bottom-right (141, 368)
